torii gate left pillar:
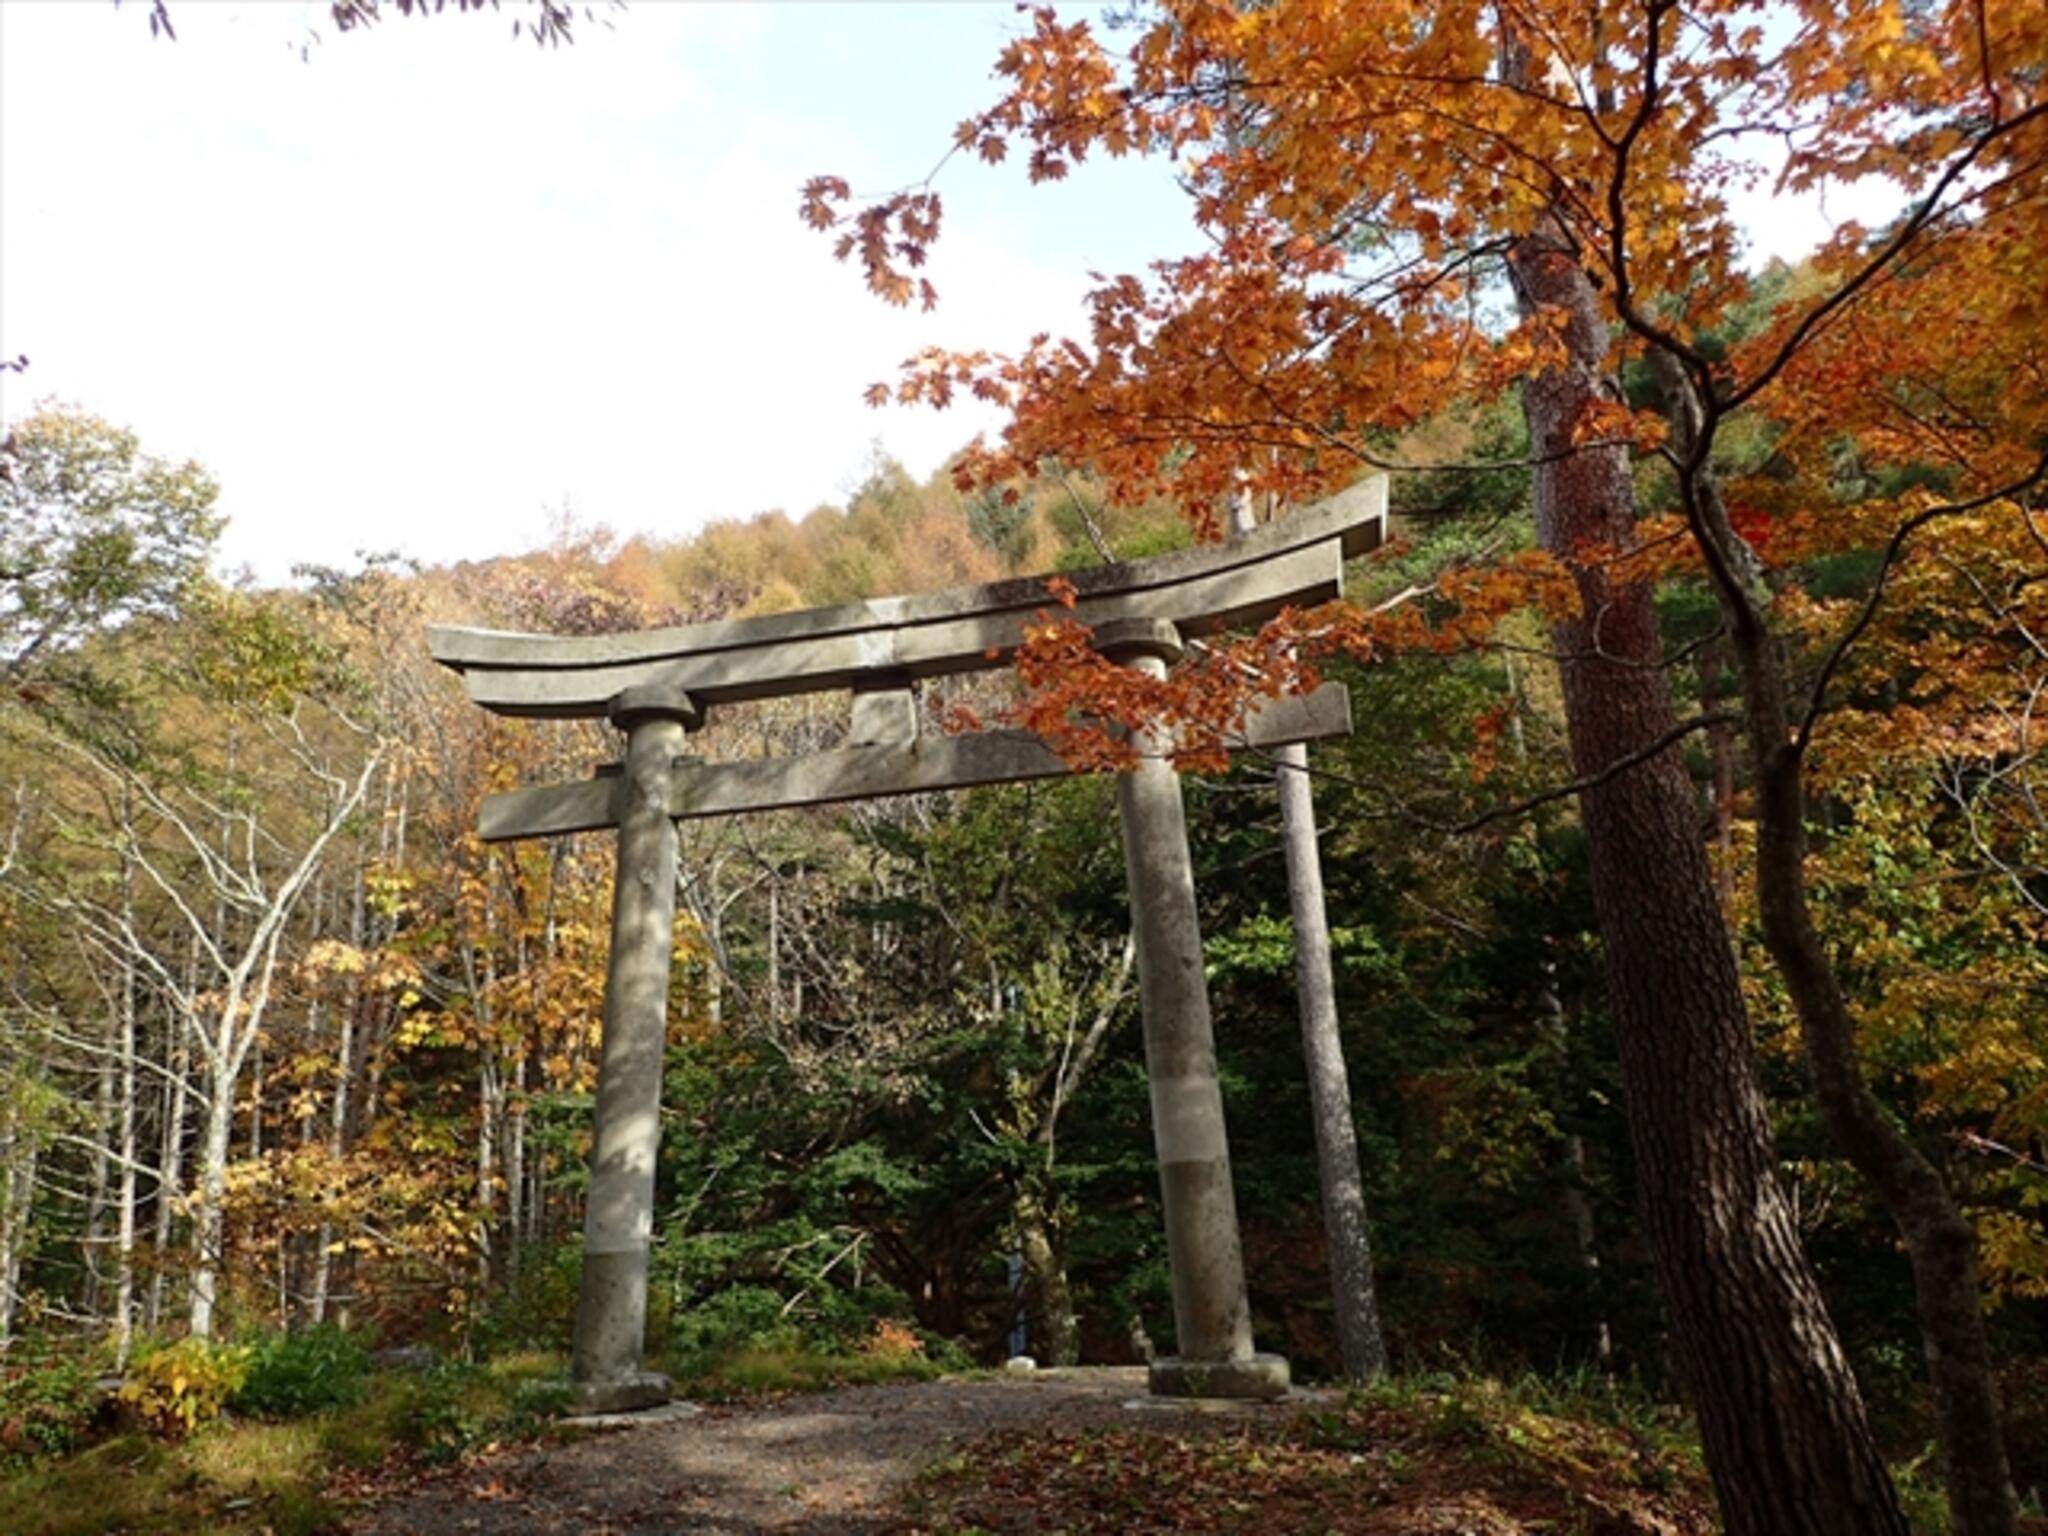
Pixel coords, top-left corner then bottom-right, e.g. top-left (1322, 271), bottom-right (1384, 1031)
top-left (570, 685), bottom-right (701, 1413)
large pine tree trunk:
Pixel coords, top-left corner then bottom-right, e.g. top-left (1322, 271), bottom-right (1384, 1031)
top-left (1648, 348), bottom-right (2020, 1536)
top-left (1507, 223), bottom-right (1907, 1535)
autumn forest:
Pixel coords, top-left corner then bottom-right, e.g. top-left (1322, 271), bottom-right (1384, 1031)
top-left (3, 0), bottom-right (2047, 1533)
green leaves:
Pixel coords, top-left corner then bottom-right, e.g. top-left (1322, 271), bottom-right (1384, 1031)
top-left (0, 406), bottom-right (220, 692)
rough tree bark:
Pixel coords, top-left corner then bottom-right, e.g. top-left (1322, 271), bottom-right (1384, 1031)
top-left (1653, 350), bottom-right (2019, 1536)
top-left (1013, 1190), bottom-right (1080, 1366)
top-left (1506, 215), bottom-right (1908, 1534)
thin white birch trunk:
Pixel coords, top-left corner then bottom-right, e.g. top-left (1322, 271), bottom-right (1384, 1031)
top-left (187, 1075), bottom-right (235, 1339)
top-left (114, 842), bottom-right (139, 1365)
top-left (149, 1006), bottom-right (190, 1331)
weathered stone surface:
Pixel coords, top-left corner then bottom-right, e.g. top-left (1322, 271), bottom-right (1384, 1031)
top-left (849, 674), bottom-right (920, 745)
top-left (561, 1396), bottom-right (703, 1428)
top-left (1093, 616), bottom-right (1186, 668)
top-left (479, 684), bottom-right (1353, 842)
top-left (608, 684), bottom-right (704, 731)
top-left (1105, 628), bottom-right (1287, 1398)
top-left (426, 478), bottom-right (1384, 678)
top-left (1146, 1354), bottom-right (1292, 1401)
top-left (566, 1371), bottom-right (674, 1416)
top-left (442, 542), bottom-right (1343, 718)
top-left (571, 701), bottom-right (688, 1397)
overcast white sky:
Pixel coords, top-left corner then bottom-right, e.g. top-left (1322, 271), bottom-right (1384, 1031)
top-left (0, 0), bottom-right (1199, 581)
top-left (1, 1), bottom-right (1895, 584)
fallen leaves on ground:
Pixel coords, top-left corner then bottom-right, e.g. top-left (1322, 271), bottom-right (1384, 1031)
top-left (898, 1378), bottom-right (1716, 1535)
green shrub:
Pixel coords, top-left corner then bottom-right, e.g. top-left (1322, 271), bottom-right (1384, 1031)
top-left (396, 1362), bottom-right (486, 1464)
top-left (471, 1242), bottom-right (583, 1354)
top-left (665, 1283), bottom-right (790, 1362)
top-left (0, 1355), bottom-right (104, 1464)
top-left (507, 1375), bottom-right (571, 1430)
top-left (232, 1325), bottom-right (369, 1419)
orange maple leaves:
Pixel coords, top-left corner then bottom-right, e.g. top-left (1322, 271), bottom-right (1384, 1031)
top-left (799, 177), bottom-right (941, 312)
top-left (806, 0), bottom-right (2043, 515)
top-left (803, 0), bottom-right (2047, 799)
top-left (965, 538), bottom-right (1646, 778)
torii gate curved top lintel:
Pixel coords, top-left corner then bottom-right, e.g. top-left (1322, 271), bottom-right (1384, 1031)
top-left (427, 477), bottom-right (1386, 1413)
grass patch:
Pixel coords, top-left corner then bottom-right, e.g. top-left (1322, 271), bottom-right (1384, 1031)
top-left (665, 1343), bottom-right (950, 1402)
top-left (0, 1351), bottom-right (574, 1536)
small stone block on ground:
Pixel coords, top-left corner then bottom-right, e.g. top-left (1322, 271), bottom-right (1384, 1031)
top-left (567, 1371), bottom-right (674, 1417)
top-left (563, 1398), bottom-right (703, 1429)
top-left (1146, 1353), bottom-right (1291, 1401)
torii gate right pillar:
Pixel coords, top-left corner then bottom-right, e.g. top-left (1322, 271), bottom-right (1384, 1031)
top-left (1098, 619), bottom-right (1290, 1400)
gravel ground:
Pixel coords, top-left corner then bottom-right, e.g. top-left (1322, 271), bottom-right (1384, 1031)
top-left (352, 1367), bottom-right (1244, 1535)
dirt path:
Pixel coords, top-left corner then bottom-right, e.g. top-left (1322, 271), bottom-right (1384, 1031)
top-left (354, 1368), bottom-right (1228, 1535)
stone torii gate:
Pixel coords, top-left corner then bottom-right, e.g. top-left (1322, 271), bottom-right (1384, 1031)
top-left (427, 478), bottom-right (1385, 1412)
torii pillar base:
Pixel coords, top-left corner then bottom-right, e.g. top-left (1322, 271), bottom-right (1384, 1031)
top-left (1148, 1353), bottom-right (1291, 1401)
top-left (1097, 618), bottom-right (1289, 1400)
top-left (569, 1370), bottom-right (674, 1416)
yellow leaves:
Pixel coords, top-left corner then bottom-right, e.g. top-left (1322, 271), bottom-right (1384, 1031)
top-left (395, 1012), bottom-right (441, 1049)
top-left (118, 1340), bottom-right (250, 1439)
top-left (1975, 1209), bottom-right (2048, 1304)
top-left (364, 866), bottom-right (410, 919)
top-left (301, 938), bottom-right (368, 976)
